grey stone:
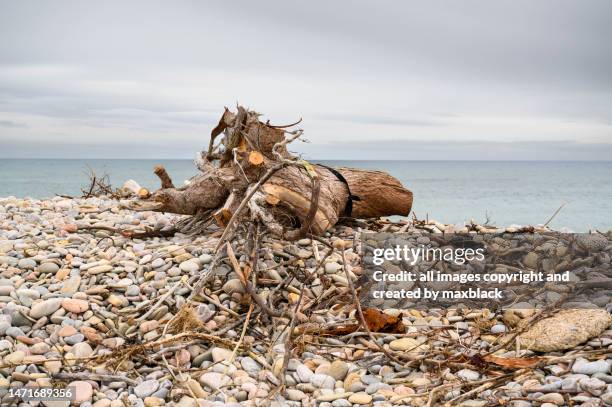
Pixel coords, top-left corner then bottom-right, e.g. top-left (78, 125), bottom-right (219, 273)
top-left (593, 372), bottom-right (612, 383)
top-left (199, 254), bottom-right (213, 264)
top-left (200, 372), bottom-right (231, 390)
top-left (310, 374), bottom-right (335, 389)
top-left (222, 279), bottom-right (245, 294)
top-left (560, 377), bottom-right (579, 391)
top-left (65, 334), bottom-right (85, 345)
top-left (324, 262), bottom-right (342, 274)
top-left (18, 258), bottom-right (37, 269)
top-left (457, 369), bottom-right (480, 381)
top-left (30, 298), bottom-right (62, 319)
top-left (10, 305), bottom-right (33, 326)
top-left (348, 381), bottom-right (366, 392)
top-left (38, 262), bottom-right (60, 273)
top-left (126, 285), bottom-right (140, 296)
top-left (365, 382), bottom-right (391, 394)
top-left (0, 256), bottom-right (17, 266)
top-left (579, 377), bottom-right (606, 396)
top-left (296, 364), bottom-right (313, 383)
top-left (572, 358), bottom-right (610, 375)
top-left (5, 326), bottom-right (24, 338)
top-left (240, 357), bottom-right (261, 375)
top-left (179, 260), bottom-right (200, 273)
top-left (361, 375), bottom-right (380, 385)
top-left (197, 304), bottom-right (215, 323)
top-left (151, 258), bottom-right (165, 268)
top-left (133, 379), bottom-right (159, 398)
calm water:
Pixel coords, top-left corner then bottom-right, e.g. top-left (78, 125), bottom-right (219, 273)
top-left (1, 159), bottom-right (611, 231)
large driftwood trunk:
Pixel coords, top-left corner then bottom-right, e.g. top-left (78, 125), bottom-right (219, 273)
top-left (337, 168), bottom-right (412, 218)
top-left (133, 106), bottom-right (413, 239)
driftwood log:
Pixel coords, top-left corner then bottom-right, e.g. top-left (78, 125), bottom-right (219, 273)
top-left (131, 106), bottom-right (413, 240)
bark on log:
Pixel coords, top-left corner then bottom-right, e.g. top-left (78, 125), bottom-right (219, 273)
top-left (154, 165), bottom-right (175, 189)
top-left (131, 106), bottom-right (413, 238)
top-left (336, 168), bottom-right (413, 218)
top-left (264, 165), bottom-right (347, 235)
top-left (151, 171), bottom-right (231, 215)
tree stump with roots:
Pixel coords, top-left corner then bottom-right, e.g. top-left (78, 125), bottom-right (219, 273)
top-left (129, 106), bottom-right (413, 241)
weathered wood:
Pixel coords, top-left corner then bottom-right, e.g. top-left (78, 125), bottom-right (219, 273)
top-left (154, 165), bottom-right (175, 189)
top-left (213, 190), bottom-right (242, 227)
top-left (122, 179), bottom-right (150, 199)
top-left (149, 170), bottom-right (232, 215)
top-left (336, 168), bottom-right (413, 218)
top-left (264, 165), bottom-right (347, 234)
top-left (136, 106), bottom-right (413, 237)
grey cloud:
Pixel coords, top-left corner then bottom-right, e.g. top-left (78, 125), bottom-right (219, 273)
top-left (317, 113), bottom-right (445, 127)
top-left (0, 0), bottom-right (611, 159)
top-left (2, 0), bottom-right (611, 90)
top-left (208, 0), bottom-right (612, 91)
top-left (0, 120), bottom-right (26, 128)
top-left (296, 140), bottom-right (612, 161)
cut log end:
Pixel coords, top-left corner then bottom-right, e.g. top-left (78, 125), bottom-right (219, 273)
top-left (265, 194), bottom-right (280, 206)
top-left (122, 179), bottom-right (151, 199)
top-left (137, 188), bottom-right (151, 199)
top-left (212, 191), bottom-right (241, 227)
top-left (213, 208), bottom-right (233, 227)
top-left (248, 151), bottom-right (264, 166)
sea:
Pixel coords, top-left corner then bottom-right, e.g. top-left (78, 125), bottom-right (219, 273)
top-left (0, 159), bottom-right (610, 232)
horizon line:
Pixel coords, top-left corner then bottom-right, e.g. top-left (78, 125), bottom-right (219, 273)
top-left (1, 158), bottom-right (611, 163)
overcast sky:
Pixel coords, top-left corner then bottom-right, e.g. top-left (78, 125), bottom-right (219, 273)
top-left (1, 0), bottom-right (611, 159)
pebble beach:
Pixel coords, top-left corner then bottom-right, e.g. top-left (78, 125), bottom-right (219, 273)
top-left (0, 195), bottom-right (611, 407)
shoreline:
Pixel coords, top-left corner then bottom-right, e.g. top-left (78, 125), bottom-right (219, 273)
top-left (1, 195), bottom-right (609, 235)
top-left (0, 196), bottom-right (610, 406)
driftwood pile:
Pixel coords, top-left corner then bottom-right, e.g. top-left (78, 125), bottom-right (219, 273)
top-left (128, 106), bottom-right (413, 242)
